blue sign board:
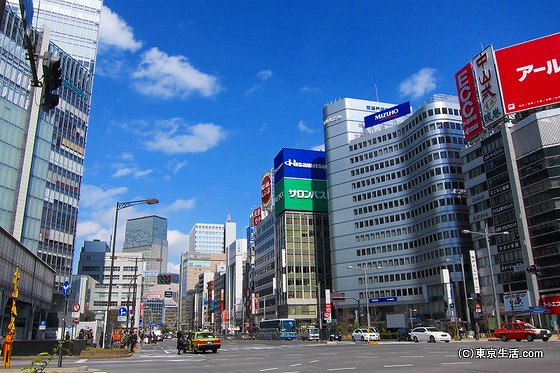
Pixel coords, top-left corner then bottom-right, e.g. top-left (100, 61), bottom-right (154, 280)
top-left (370, 297), bottom-right (398, 303)
top-left (274, 148), bottom-right (326, 185)
top-left (364, 102), bottom-right (411, 128)
top-left (62, 280), bottom-right (70, 296)
top-left (117, 307), bottom-right (128, 316)
top-left (529, 306), bottom-right (551, 313)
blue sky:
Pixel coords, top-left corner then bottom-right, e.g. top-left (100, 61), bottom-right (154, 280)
top-left (75, 0), bottom-right (559, 273)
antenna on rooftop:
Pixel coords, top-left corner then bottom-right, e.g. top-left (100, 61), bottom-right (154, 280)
top-left (374, 74), bottom-right (379, 102)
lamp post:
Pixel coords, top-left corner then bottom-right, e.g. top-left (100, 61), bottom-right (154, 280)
top-left (103, 198), bottom-right (158, 348)
top-left (445, 255), bottom-right (471, 332)
top-left (462, 223), bottom-right (509, 330)
top-left (348, 264), bottom-right (381, 329)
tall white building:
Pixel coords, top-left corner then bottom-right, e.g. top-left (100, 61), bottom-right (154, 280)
top-left (188, 223), bottom-right (225, 254)
top-left (323, 95), bottom-right (472, 323)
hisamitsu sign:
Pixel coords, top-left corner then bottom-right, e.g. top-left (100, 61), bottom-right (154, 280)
top-left (364, 102), bottom-right (411, 128)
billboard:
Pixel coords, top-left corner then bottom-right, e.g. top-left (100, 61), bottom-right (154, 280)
top-left (274, 148), bottom-right (326, 184)
top-left (261, 171), bottom-right (273, 208)
top-left (472, 46), bottom-right (505, 127)
top-left (495, 32), bottom-right (560, 114)
top-left (274, 178), bottom-right (328, 215)
top-left (455, 63), bottom-right (484, 141)
top-left (364, 101), bottom-right (411, 128)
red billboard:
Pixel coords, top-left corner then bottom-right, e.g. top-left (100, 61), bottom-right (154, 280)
top-left (495, 32), bottom-right (560, 114)
top-left (455, 62), bottom-right (483, 141)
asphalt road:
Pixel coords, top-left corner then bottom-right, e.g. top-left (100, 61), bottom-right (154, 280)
top-left (6, 337), bottom-right (560, 372)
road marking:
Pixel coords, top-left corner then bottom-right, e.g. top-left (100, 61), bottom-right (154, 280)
top-left (75, 359), bottom-right (88, 363)
top-left (326, 368), bottom-right (357, 371)
top-left (309, 360), bottom-right (319, 363)
top-left (442, 362), bottom-right (471, 365)
top-left (399, 355), bottom-right (424, 358)
top-left (259, 368), bottom-right (278, 372)
top-left (290, 363), bottom-right (302, 367)
top-left (384, 364), bottom-right (414, 368)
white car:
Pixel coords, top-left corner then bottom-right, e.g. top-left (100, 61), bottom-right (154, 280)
top-left (410, 327), bottom-right (451, 343)
top-left (351, 328), bottom-right (380, 342)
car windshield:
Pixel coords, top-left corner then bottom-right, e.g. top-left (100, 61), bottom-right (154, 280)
top-left (197, 332), bottom-right (216, 339)
top-left (425, 327), bottom-right (439, 332)
top-left (522, 323), bottom-right (536, 329)
top-left (365, 328), bottom-right (377, 333)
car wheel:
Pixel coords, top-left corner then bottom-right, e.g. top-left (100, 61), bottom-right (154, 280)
top-left (542, 337), bottom-right (549, 342)
top-left (516, 339), bottom-right (521, 342)
top-left (413, 336), bottom-right (419, 343)
top-left (352, 336), bottom-right (356, 342)
top-left (429, 335), bottom-right (435, 343)
top-left (445, 340), bottom-right (450, 343)
top-left (500, 335), bottom-right (508, 342)
top-left (212, 349), bottom-right (217, 353)
top-left (526, 334), bottom-right (534, 342)
top-left (361, 336), bottom-right (365, 341)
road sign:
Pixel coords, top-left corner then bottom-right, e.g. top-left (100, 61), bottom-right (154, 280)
top-left (73, 318), bottom-right (79, 324)
top-left (72, 303), bottom-right (81, 312)
top-left (529, 306), bottom-right (551, 313)
top-left (370, 297), bottom-right (397, 303)
top-left (39, 321), bottom-right (46, 330)
top-left (117, 307), bottom-right (128, 316)
top-left (62, 280), bottom-right (70, 296)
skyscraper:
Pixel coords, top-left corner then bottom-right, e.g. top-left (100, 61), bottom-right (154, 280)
top-left (0, 3), bottom-right (99, 294)
top-left (122, 215), bottom-right (168, 273)
top-left (188, 223), bottom-right (225, 254)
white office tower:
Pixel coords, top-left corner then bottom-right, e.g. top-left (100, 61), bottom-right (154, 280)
top-left (323, 95), bottom-right (472, 322)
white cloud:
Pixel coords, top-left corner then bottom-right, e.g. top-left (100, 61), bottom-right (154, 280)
top-left (132, 47), bottom-right (222, 99)
top-left (257, 70), bottom-right (273, 81)
top-left (99, 6), bottom-right (143, 52)
top-left (167, 230), bottom-right (189, 273)
top-left (297, 120), bottom-right (316, 134)
top-left (144, 121), bottom-right (227, 155)
top-left (311, 144), bottom-right (325, 151)
top-left (168, 159), bottom-right (188, 174)
top-left (300, 86), bottom-right (322, 94)
top-left (112, 167), bottom-right (154, 178)
top-left (78, 184), bottom-right (128, 209)
top-left (246, 69), bottom-right (273, 94)
top-left (166, 199), bottom-right (196, 212)
top-left (399, 67), bottom-right (437, 99)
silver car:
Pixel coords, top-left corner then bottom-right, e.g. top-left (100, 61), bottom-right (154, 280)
top-left (351, 328), bottom-right (380, 342)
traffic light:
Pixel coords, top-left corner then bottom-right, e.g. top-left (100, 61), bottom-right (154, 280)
top-left (41, 51), bottom-right (62, 112)
top-left (157, 274), bottom-right (171, 284)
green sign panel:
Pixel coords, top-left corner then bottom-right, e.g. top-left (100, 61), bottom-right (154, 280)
top-left (275, 178), bottom-right (328, 215)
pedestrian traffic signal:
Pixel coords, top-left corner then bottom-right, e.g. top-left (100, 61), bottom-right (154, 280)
top-left (157, 274), bottom-right (171, 284)
top-left (41, 51), bottom-right (62, 112)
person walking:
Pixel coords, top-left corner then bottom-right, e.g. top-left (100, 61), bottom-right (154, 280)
top-left (176, 331), bottom-right (185, 355)
top-left (475, 322), bottom-right (480, 341)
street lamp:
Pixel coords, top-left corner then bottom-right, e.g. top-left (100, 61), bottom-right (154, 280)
top-left (445, 255), bottom-right (471, 332)
top-left (103, 198), bottom-right (159, 348)
top-left (462, 223), bottom-right (509, 330)
top-left (348, 264), bottom-right (381, 329)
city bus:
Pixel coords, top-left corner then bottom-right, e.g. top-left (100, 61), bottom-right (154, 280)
top-left (258, 318), bottom-right (297, 340)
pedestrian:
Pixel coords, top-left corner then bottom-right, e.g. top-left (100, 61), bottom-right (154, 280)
top-left (177, 331), bottom-right (185, 355)
top-left (129, 333), bottom-right (138, 353)
top-left (475, 322), bottom-right (480, 341)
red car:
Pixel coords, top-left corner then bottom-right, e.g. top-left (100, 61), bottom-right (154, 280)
top-left (494, 321), bottom-right (552, 342)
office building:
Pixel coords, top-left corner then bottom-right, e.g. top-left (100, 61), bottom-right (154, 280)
top-left (461, 107), bottom-right (560, 330)
top-left (323, 95), bottom-right (472, 323)
top-left (188, 223), bottom-right (225, 254)
top-left (122, 215), bottom-right (168, 273)
top-left (0, 4), bottom-right (96, 301)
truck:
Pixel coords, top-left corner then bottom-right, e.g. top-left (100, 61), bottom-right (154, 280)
top-left (301, 327), bottom-right (320, 341)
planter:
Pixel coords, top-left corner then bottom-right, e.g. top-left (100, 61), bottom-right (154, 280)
top-left (80, 348), bottom-right (132, 358)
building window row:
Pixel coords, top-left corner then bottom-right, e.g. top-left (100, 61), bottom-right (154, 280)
top-left (349, 108), bottom-right (461, 154)
top-left (357, 246), bottom-right (461, 267)
top-left (355, 225), bottom-right (465, 250)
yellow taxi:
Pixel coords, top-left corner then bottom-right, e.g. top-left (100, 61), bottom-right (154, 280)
top-left (186, 330), bottom-right (221, 353)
